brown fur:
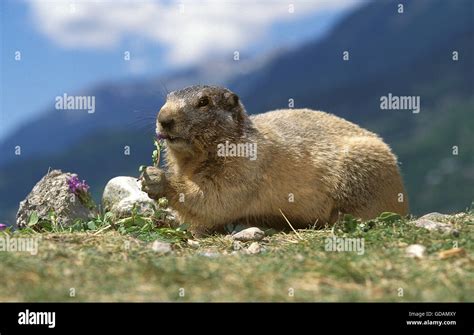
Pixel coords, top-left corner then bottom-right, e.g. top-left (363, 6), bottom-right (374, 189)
top-left (141, 85), bottom-right (409, 236)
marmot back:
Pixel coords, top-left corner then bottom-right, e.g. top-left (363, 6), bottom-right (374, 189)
top-left (251, 109), bottom-right (408, 223)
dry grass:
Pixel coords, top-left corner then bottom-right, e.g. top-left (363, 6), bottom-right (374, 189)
top-left (0, 212), bottom-right (472, 302)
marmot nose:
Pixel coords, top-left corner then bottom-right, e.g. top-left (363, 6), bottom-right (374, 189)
top-left (158, 116), bottom-right (175, 130)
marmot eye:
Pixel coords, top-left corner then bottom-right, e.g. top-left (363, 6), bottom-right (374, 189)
top-left (197, 96), bottom-right (210, 107)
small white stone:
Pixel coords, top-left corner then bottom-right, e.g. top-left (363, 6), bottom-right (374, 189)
top-left (295, 254), bottom-right (305, 261)
top-left (102, 176), bottom-right (157, 219)
top-left (405, 244), bottom-right (426, 259)
top-left (187, 239), bottom-right (200, 249)
top-left (151, 240), bottom-right (172, 254)
top-left (247, 242), bottom-right (262, 254)
top-left (232, 227), bottom-right (265, 242)
top-left (199, 251), bottom-right (220, 258)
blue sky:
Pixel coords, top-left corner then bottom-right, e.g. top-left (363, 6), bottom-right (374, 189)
top-left (0, 0), bottom-right (362, 140)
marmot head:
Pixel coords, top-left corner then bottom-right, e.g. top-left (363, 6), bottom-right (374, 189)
top-left (156, 85), bottom-right (249, 155)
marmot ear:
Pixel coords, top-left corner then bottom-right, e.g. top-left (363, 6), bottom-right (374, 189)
top-left (224, 92), bottom-right (246, 136)
top-left (224, 92), bottom-right (239, 110)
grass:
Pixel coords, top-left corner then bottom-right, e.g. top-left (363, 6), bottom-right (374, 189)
top-left (0, 209), bottom-right (473, 302)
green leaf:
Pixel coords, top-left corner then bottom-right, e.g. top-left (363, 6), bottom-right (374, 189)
top-left (152, 150), bottom-right (159, 166)
top-left (28, 212), bottom-right (39, 226)
top-left (39, 220), bottom-right (53, 231)
top-left (134, 216), bottom-right (150, 228)
top-left (87, 221), bottom-right (97, 230)
top-left (360, 220), bottom-right (377, 232)
top-left (103, 212), bottom-right (114, 223)
top-left (378, 212), bottom-right (402, 224)
top-left (176, 223), bottom-right (189, 232)
top-left (341, 214), bottom-right (359, 232)
top-left (116, 217), bottom-right (135, 228)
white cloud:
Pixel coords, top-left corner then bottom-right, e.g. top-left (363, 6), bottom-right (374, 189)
top-left (27, 0), bottom-right (358, 66)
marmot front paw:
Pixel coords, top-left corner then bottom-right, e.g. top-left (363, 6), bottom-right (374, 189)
top-left (139, 166), bottom-right (166, 200)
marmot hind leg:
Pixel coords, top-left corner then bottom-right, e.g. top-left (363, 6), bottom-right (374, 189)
top-left (335, 137), bottom-right (409, 219)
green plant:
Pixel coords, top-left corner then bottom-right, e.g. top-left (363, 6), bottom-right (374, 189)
top-left (139, 137), bottom-right (165, 173)
top-left (115, 205), bottom-right (190, 243)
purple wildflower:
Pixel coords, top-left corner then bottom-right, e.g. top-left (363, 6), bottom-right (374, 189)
top-left (67, 176), bottom-right (90, 194)
top-left (0, 223), bottom-right (7, 231)
top-left (156, 133), bottom-right (168, 141)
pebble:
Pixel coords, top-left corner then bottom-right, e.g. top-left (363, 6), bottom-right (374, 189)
top-left (247, 242), bottom-right (262, 254)
top-left (232, 227), bottom-right (265, 242)
top-left (151, 240), bottom-right (172, 254)
top-left (187, 240), bottom-right (200, 249)
top-left (405, 244), bottom-right (426, 259)
top-left (199, 251), bottom-right (220, 258)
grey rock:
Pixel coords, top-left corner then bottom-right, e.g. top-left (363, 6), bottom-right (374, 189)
top-left (247, 242), bottom-right (262, 254)
top-left (102, 177), bottom-right (157, 218)
top-left (419, 212), bottom-right (448, 222)
top-left (151, 240), bottom-right (172, 254)
top-left (16, 169), bottom-right (97, 228)
top-left (414, 218), bottom-right (455, 233)
top-left (405, 244), bottom-right (426, 259)
top-left (232, 227), bottom-right (265, 242)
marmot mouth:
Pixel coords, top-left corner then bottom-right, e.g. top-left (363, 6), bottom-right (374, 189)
top-left (166, 136), bottom-right (190, 146)
top-left (168, 136), bottom-right (184, 142)
top-left (157, 132), bottom-right (190, 147)
top-left (158, 133), bottom-right (183, 142)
